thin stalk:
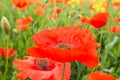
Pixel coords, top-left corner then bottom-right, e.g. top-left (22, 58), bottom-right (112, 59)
top-left (4, 35), bottom-right (9, 80)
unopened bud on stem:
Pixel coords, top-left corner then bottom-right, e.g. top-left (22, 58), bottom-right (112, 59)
top-left (1, 16), bottom-right (10, 34)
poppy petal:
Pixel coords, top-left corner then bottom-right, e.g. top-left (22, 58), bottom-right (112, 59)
top-left (88, 71), bottom-right (114, 80)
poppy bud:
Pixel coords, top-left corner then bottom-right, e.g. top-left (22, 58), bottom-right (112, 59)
top-left (1, 16), bottom-right (10, 34)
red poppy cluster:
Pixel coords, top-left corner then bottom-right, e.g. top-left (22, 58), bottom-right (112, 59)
top-left (9, 0), bottom-right (120, 80)
top-left (108, 26), bottom-right (120, 33)
top-left (76, 12), bottom-right (109, 29)
top-left (27, 26), bottom-right (99, 68)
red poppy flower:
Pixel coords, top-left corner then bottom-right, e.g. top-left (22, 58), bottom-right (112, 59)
top-left (33, 1), bottom-right (48, 8)
top-left (80, 16), bottom-right (89, 24)
top-left (89, 12), bottom-right (109, 28)
top-left (75, 16), bottom-right (89, 27)
top-left (16, 16), bottom-right (33, 32)
top-left (12, 0), bottom-right (34, 10)
top-left (52, 8), bottom-right (62, 14)
top-left (113, 1), bottom-right (120, 7)
top-left (114, 18), bottom-right (120, 23)
top-left (49, 0), bottom-right (69, 4)
top-left (13, 56), bottom-right (71, 80)
top-left (34, 8), bottom-right (45, 16)
top-left (108, 26), bottom-right (120, 33)
top-left (50, 15), bottom-right (58, 19)
top-left (88, 71), bottom-right (114, 80)
top-left (27, 27), bottom-right (99, 68)
top-left (0, 47), bottom-right (17, 59)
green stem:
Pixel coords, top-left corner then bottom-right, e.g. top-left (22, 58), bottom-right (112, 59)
top-left (62, 63), bottom-right (66, 80)
top-left (4, 35), bottom-right (9, 80)
top-left (75, 61), bottom-right (81, 80)
top-left (98, 29), bottom-right (103, 58)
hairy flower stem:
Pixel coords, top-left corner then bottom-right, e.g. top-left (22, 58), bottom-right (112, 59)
top-left (4, 35), bottom-right (9, 80)
top-left (62, 63), bottom-right (66, 80)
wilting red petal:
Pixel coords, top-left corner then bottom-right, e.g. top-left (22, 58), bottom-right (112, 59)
top-left (27, 27), bottom-right (99, 68)
top-left (13, 56), bottom-right (71, 80)
top-left (89, 12), bottom-right (109, 28)
top-left (0, 48), bottom-right (17, 58)
top-left (88, 71), bottom-right (114, 80)
top-left (108, 26), bottom-right (120, 33)
top-left (34, 8), bottom-right (45, 16)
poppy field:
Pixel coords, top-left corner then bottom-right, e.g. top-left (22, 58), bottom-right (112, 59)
top-left (0, 0), bottom-right (120, 80)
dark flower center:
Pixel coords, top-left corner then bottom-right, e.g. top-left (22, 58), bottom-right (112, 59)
top-left (36, 58), bottom-right (50, 70)
top-left (56, 43), bottom-right (71, 50)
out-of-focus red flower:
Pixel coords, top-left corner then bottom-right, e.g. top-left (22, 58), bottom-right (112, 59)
top-left (27, 27), bottom-right (99, 68)
top-left (88, 71), bottom-right (114, 80)
top-left (113, 1), bottom-right (120, 7)
top-left (33, 1), bottom-right (48, 8)
top-left (80, 16), bottom-right (89, 24)
top-left (12, 0), bottom-right (34, 10)
top-left (114, 18), bottom-right (120, 23)
top-left (108, 26), bottom-right (120, 33)
top-left (76, 16), bottom-right (89, 27)
top-left (13, 56), bottom-right (71, 80)
top-left (34, 8), bottom-right (45, 16)
top-left (89, 12), bottom-right (109, 28)
top-left (0, 48), bottom-right (17, 59)
top-left (49, 0), bottom-right (70, 4)
top-left (89, 3), bottom-right (94, 10)
top-left (16, 16), bottom-right (33, 32)
top-left (50, 15), bottom-right (58, 19)
top-left (52, 8), bottom-right (62, 14)
top-left (103, 1), bottom-right (110, 9)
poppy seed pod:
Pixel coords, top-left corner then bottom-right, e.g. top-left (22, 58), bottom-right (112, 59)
top-left (1, 16), bottom-right (10, 34)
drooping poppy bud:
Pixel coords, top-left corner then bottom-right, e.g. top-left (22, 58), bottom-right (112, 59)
top-left (1, 16), bottom-right (10, 34)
